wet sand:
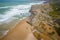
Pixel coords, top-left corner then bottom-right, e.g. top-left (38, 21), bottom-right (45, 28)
top-left (0, 19), bottom-right (37, 40)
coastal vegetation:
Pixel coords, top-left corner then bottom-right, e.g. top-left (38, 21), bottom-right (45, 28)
top-left (49, 0), bottom-right (60, 36)
top-left (49, 4), bottom-right (60, 20)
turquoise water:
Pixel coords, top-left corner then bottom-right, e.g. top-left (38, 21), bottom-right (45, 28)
top-left (0, 2), bottom-right (31, 22)
top-left (0, 2), bottom-right (30, 14)
top-left (0, 2), bottom-right (28, 7)
top-left (0, 1), bottom-right (45, 22)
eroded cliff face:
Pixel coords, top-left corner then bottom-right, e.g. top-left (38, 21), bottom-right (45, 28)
top-left (27, 3), bottom-right (60, 40)
top-left (28, 3), bottom-right (53, 26)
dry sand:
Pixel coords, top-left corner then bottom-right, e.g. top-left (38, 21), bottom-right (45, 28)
top-left (0, 19), bottom-right (37, 40)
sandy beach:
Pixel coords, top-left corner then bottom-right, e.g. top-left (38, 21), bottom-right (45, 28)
top-left (0, 19), bottom-right (37, 40)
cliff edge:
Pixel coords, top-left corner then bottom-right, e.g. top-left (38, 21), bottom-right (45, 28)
top-left (27, 3), bottom-right (60, 40)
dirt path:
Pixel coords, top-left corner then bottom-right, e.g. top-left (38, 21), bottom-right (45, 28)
top-left (0, 19), bottom-right (37, 40)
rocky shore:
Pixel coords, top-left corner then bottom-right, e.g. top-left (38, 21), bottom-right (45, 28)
top-left (0, 1), bottom-right (60, 40)
top-left (27, 3), bottom-right (60, 40)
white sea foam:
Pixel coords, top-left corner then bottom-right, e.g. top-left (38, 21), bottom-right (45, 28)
top-left (29, 1), bottom-right (45, 5)
top-left (0, 1), bottom-right (45, 22)
top-left (0, 6), bottom-right (16, 9)
top-left (0, 7), bottom-right (8, 9)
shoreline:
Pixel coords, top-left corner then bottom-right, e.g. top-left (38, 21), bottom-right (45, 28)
top-left (0, 17), bottom-right (37, 40)
top-left (0, 17), bottom-right (28, 39)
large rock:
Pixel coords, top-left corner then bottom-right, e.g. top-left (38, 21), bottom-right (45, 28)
top-left (27, 3), bottom-right (60, 40)
top-left (28, 3), bottom-right (53, 27)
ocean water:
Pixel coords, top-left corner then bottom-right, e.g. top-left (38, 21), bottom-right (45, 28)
top-left (0, 1), bottom-right (45, 38)
top-left (0, 1), bottom-right (46, 22)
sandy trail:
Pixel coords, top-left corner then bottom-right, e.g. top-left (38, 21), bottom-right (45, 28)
top-left (0, 19), bottom-right (37, 40)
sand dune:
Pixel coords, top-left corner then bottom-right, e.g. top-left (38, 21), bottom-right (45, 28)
top-left (0, 19), bottom-right (37, 40)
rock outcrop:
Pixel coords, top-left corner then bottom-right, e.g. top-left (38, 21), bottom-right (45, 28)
top-left (27, 3), bottom-right (60, 40)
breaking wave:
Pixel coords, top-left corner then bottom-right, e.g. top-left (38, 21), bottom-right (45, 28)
top-left (0, 1), bottom-right (45, 22)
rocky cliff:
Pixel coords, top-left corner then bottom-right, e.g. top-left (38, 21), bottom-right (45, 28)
top-left (27, 3), bottom-right (60, 40)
